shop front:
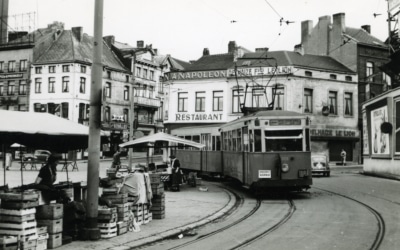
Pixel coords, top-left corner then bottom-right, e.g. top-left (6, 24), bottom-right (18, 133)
top-left (310, 127), bottom-right (360, 163)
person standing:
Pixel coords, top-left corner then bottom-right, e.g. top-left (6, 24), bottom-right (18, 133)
top-left (111, 147), bottom-right (123, 169)
top-left (169, 155), bottom-right (181, 191)
top-left (340, 149), bottom-right (347, 166)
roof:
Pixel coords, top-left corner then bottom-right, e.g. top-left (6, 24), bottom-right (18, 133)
top-left (184, 53), bottom-right (236, 71)
top-left (33, 29), bottom-right (128, 72)
top-left (239, 51), bottom-right (355, 73)
top-left (345, 27), bottom-right (386, 47)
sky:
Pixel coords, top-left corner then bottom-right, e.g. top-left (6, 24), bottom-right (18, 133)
top-left (7, 0), bottom-right (391, 61)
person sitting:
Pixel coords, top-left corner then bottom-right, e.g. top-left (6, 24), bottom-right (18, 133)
top-left (35, 154), bottom-right (58, 188)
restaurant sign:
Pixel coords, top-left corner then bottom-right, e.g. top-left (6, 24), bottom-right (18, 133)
top-left (175, 113), bottom-right (223, 122)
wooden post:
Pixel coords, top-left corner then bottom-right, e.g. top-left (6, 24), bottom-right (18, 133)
top-left (84, 0), bottom-right (103, 240)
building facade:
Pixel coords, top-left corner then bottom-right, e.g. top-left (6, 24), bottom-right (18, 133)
top-left (164, 43), bottom-right (359, 162)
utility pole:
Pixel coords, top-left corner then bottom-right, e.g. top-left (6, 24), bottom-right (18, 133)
top-left (129, 53), bottom-right (136, 169)
top-left (84, 0), bottom-right (103, 240)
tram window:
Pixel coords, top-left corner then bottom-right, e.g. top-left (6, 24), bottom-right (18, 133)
top-left (212, 136), bottom-right (221, 151)
top-left (243, 127), bottom-right (249, 152)
top-left (264, 130), bottom-right (303, 152)
top-left (254, 129), bottom-right (262, 152)
top-left (193, 135), bottom-right (200, 143)
top-left (249, 130), bottom-right (254, 152)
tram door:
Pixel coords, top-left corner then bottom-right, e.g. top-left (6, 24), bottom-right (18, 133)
top-left (201, 134), bottom-right (212, 150)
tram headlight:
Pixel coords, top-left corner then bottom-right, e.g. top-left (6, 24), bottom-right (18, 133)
top-left (281, 163), bottom-right (290, 173)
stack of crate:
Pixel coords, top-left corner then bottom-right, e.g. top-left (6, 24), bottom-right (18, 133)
top-left (150, 193), bottom-right (165, 220)
top-left (36, 226), bottom-right (49, 250)
top-left (36, 203), bottom-right (63, 249)
top-left (131, 204), bottom-right (143, 225)
top-left (0, 190), bottom-right (39, 250)
top-left (113, 202), bottom-right (131, 236)
top-left (150, 173), bottom-right (164, 196)
top-left (97, 206), bottom-right (117, 239)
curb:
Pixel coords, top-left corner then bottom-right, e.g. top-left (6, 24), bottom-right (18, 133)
top-left (119, 184), bottom-right (237, 249)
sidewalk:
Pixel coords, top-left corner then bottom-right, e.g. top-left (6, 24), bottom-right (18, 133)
top-left (59, 181), bottom-right (235, 250)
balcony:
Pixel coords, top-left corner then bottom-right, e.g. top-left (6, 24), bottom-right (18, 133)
top-left (135, 96), bottom-right (160, 108)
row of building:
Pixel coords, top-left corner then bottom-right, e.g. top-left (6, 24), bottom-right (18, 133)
top-left (0, 10), bottom-right (397, 175)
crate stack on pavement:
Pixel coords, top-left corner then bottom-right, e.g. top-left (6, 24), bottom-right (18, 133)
top-left (97, 206), bottom-right (118, 239)
top-left (100, 187), bottom-right (130, 237)
top-left (35, 203), bottom-right (64, 249)
top-left (149, 173), bottom-right (165, 220)
top-left (0, 190), bottom-right (39, 250)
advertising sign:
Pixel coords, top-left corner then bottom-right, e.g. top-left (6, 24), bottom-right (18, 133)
top-left (371, 106), bottom-right (389, 155)
top-left (362, 112), bottom-right (369, 155)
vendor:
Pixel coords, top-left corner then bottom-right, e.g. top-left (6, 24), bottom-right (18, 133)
top-left (169, 155), bottom-right (182, 191)
top-left (35, 154), bottom-right (58, 188)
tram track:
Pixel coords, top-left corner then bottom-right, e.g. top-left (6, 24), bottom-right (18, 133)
top-left (230, 199), bottom-right (296, 250)
top-left (314, 187), bottom-right (385, 250)
top-left (163, 186), bottom-right (261, 250)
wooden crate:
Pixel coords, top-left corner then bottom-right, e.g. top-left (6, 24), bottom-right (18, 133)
top-left (149, 173), bottom-right (161, 184)
top-left (36, 219), bottom-right (62, 234)
top-left (0, 236), bottom-right (18, 250)
top-left (36, 239), bottom-right (47, 250)
top-left (0, 209), bottom-right (36, 223)
top-left (0, 191), bottom-right (39, 201)
top-left (0, 200), bottom-right (39, 210)
top-left (47, 233), bottom-right (62, 249)
top-left (117, 221), bottom-right (127, 235)
top-left (20, 238), bottom-right (37, 250)
top-left (36, 204), bottom-right (63, 220)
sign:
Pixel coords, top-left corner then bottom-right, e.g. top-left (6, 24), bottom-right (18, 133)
top-left (371, 106), bottom-right (389, 155)
top-left (259, 170), bottom-right (271, 178)
top-left (0, 73), bottom-right (23, 79)
top-left (166, 70), bottom-right (228, 80)
top-left (310, 128), bottom-right (358, 138)
top-left (175, 113), bottom-right (223, 122)
top-left (228, 66), bottom-right (294, 77)
top-left (362, 112), bottom-right (369, 155)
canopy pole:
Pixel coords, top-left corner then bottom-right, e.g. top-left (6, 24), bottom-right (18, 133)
top-left (2, 144), bottom-right (5, 186)
top-left (84, 0), bottom-right (103, 241)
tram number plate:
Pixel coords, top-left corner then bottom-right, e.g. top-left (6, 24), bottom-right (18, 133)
top-left (298, 169), bottom-right (309, 177)
top-left (259, 170), bottom-right (271, 178)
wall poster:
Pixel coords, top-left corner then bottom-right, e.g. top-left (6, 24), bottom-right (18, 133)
top-left (362, 112), bottom-right (369, 155)
top-left (371, 106), bottom-right (390, 155)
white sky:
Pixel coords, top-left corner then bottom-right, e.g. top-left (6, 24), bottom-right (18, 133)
top-left (8, 0), bottom-right (391, 61)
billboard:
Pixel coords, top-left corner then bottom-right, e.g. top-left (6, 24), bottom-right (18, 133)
top-left (371, 106), bottom-right (390, 155)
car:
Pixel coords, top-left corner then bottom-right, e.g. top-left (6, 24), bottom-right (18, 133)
top-left (311, 154), bottom-right (330, 177)
top-left (22, 150), bottom-right (51, 162)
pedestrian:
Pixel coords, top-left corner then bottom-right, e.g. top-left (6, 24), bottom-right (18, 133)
top-left (5, 151), bottom-right (12, 170)
top-left (169, 155), bottom-right (182, 191)
top-left (111, 147), bottom-right (123, 170)
top-left (340, 149), bottom-right (346, 166)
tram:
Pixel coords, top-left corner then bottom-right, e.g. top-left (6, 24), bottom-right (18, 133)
top-left (175, 110), bottom-right (313, 193)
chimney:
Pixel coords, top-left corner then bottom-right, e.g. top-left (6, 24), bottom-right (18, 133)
top-left (0, 0), bottom-right (9, 44)
top-left (294, 44), bottom-right (304, 55)
top-left (301, 20), bottom-right (313, 44)
top-left (203, 48), bottom-right (210, 56)
top-left (153, 48), bottom-right (158, 55)
top-left (103, 35), bottom-right (115, 47)
top-left (72, 27), bottom-right (83, 42)
top-left (255, 47), bottom-right (269, 52)
top-left (137, 40), bottom-right (144, 48)
top-left (333, 13), bottom-right (346, 32)
top-left (361, 25), bottom-right (371, 34)
top-left (228, 41), bottom-right (237, 53)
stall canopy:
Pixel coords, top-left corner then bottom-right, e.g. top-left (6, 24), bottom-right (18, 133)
top-left (0, 110), bottom-right (104, 152)
top-left (119, 132), bottom-right (205, 149)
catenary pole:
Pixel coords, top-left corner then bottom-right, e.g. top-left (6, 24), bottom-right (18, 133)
top-left (84, 0), bottom-right (103, 240)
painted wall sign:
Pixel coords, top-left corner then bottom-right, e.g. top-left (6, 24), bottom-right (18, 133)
top-left (175, 113), bottom-right (223, 122)
top-left (0, 73), bottom-right (24, 79)
top-left (310, 128), bottom-right (358, 138)
top-left (228, 66), bottom-right (294, 77)
top-left (165, 70), bottom-right (227, 80)
top-left (370, 106), bottom-right (389, 155)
